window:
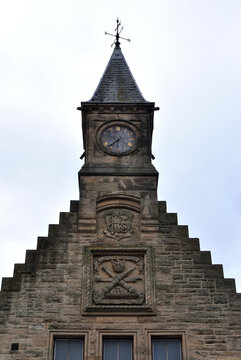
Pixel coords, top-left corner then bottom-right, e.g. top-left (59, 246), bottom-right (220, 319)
top-left (54, 339), bottom-right (84, 360)
top-left (103, 339), bottom-right (132, 360)
top-left (152, 338), bottom-right (182, 360)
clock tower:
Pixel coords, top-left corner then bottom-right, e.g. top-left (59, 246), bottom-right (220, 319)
top-left (77, 38), bottom-right (160, 257)
top-left (78, 44), bottom-right (158, 175)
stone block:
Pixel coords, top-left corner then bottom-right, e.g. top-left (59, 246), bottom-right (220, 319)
top-left (25, 250), bottom-right (38, 265)
top-left (158, 201), bottom-right (166, 213)
top-left (204, 265), bottom-right (224, 279)
top-left (159, 213), bottom-right (178, 225)
top-left (13, 264), bottom-right (26, 276)
top-left (37, 237), bottom-right (50, 250)
top-left (193, 251), bottom-right (212, 265)
top-left (70, 200), bottom-right (79, 212)
top-left (216, 278), bottom-right (236, 292)
top-left (181, 237), bottom-right (200, 251)
top-left (169, 225), bottom-right (189, 237)
top-left (1, 277), bottom-right (22, 291)
top-left (59, 212), bottom-right (78, 225)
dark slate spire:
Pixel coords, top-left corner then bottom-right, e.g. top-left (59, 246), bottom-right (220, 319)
top-left (89, 46), bottom-right (147, 103)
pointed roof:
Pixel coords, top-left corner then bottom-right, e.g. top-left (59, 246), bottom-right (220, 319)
top-left (89, 46), bottom-right (147, 103)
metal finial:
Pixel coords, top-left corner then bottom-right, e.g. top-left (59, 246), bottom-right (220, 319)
top-left (105, 18), bottom-right (131, 47)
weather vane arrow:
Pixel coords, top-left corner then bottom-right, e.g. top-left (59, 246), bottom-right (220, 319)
top-left (105, 18), bottom-right (131, 47)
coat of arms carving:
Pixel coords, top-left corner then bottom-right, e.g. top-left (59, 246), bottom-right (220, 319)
top-left (92, 255), bottom-right (144, 305)
top-left (103, 209), bottom-right (134, 240)
top-left (84, 247), bottom-right (155, 314)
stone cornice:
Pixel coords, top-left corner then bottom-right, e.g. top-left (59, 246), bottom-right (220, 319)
top-left (78, 102), bottom-right (156, 114)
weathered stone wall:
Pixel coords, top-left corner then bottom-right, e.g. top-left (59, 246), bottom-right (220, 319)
top-left (0, 193), bottom-right (240, 359)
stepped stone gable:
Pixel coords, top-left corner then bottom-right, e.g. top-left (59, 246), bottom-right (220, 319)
top-left (1, 38), bottom-right (241, 360)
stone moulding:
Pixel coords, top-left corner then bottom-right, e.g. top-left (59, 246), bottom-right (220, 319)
top-left (83, 246), bottom-right (155, 315)
top-left (96, 194), bottom-right (141, 213)
top-left (79, 102), bottom-right (156, 114)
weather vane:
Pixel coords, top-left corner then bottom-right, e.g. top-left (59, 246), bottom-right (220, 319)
top-left (105, 18), bottom-right (131, 47)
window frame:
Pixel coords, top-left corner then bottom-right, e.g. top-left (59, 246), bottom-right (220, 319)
top-left (48, 331), bottom-right (89, 360)
top-left (146, 331), bottom-right (188, 360)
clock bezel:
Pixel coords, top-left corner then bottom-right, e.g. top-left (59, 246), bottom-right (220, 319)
top-left (96, 120), bottom-right (141, 156)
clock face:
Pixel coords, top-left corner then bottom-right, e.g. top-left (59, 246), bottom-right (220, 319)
top-left (99, 124), bottom-right (138, 155)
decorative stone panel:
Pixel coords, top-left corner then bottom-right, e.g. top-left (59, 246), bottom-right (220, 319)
top-left (83, 247), bottom-right (155, 314)
top-left (96, 194), bottom-right (140, 242)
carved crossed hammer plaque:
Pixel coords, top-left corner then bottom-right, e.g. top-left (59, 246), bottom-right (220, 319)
top-left (92, 255), bottom-right (145, 305)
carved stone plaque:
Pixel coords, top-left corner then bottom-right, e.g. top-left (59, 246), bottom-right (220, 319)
top-left (93, 255), bottom-right (144, 305)
top-left (83, 247), bottom-right (155, 314)
top-left (103, 209), bottom-right (134, 240)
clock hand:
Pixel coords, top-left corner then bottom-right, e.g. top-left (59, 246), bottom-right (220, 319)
top-left (108, 138), bottom-right (120, 146)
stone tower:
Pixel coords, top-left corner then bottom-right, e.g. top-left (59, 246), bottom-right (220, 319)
top-left (0, 31), bottom-right (241, 360)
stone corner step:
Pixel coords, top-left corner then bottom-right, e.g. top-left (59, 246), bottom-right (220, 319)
top-left (70, 200), bottom-right (79, 212)
top-left (1, 276), bottom-right (22, 292)
top-left (158, 201), bottom-right (167, 213)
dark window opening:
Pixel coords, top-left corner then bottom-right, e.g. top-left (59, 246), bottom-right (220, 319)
top-left (103, 338), bottom-right (132, 360)
top-left (54, 339), bottom-right (84, 360)
top-left (152, 338), bottom-right (182, 360)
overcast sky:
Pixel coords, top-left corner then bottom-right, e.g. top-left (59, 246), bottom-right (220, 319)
top-left (0, 0), bottom-right (240, 292)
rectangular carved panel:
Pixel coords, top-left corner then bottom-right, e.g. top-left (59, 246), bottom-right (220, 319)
top-left (83, 247), bottom-right (155, 315)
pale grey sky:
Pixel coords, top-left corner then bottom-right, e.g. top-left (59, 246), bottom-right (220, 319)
top-left (0, 0), bottom-right (240, 291)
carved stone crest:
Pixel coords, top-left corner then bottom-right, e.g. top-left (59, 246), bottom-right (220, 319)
top-left (93, 255), bottom-right (144, 305)
top-left (103, 209), bottom-right (134, 240)
top-left (83, 247), bottom-right (155, 314)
